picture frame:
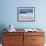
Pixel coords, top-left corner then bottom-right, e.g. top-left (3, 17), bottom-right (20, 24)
top-left (17, 7), bottom-right (35, 22)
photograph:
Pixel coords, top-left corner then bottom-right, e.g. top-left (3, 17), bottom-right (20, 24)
top-left (17, 7), bottom-right (35, 22)
top-left (0, 0), bottom-right (45, 46)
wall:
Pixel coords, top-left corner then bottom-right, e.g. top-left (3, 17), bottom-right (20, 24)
top-left (0, 0), bottom-right (46, 29)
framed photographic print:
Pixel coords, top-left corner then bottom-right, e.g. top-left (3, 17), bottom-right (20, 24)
top-left (17, 7), bottom-right (35, 22)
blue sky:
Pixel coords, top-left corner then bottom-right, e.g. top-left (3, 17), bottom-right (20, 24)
top-left (20, 8), bottom-right (33, 14)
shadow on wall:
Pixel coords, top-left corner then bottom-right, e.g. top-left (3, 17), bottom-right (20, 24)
top-left (0, 24), bottom-right (7, 43)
